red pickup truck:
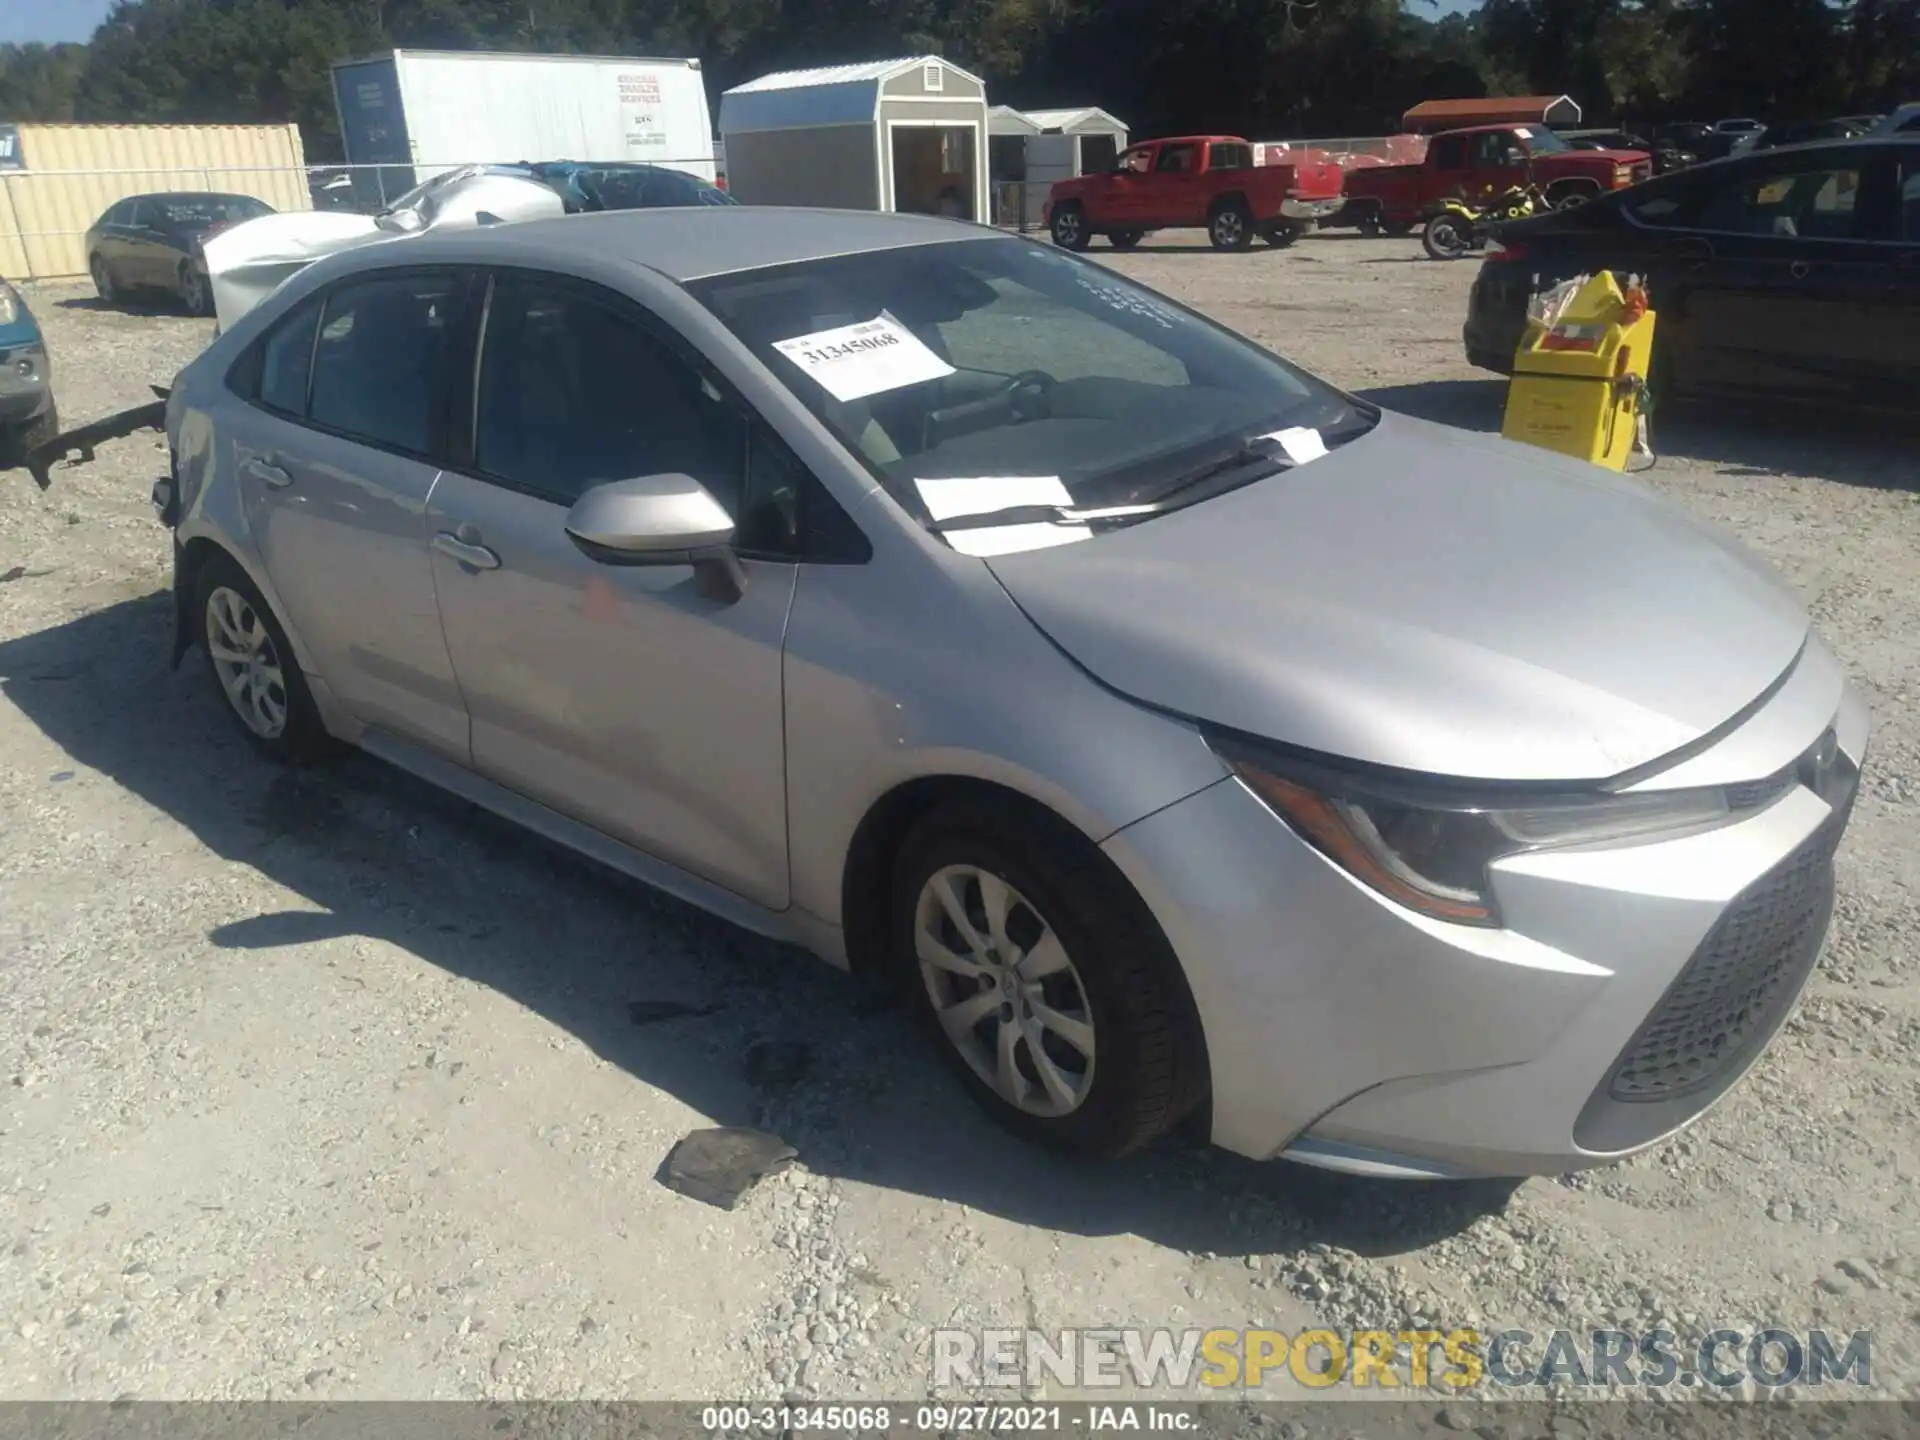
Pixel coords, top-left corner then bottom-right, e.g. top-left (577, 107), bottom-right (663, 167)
top-left (1339, 123), bottom-right (1653, 234)
top-left (1043, 135), bottom-right (1346, 252)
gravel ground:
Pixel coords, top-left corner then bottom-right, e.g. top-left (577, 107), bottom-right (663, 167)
top-left (2, 233), bottom-right (1917, 1406)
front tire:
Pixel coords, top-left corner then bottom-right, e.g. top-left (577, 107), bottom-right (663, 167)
top-left (1207, 199), bottom-right (1254, 252)
top-left (1108, 229), bottom-right (1143, 250)
top-left (1422, 212), bottom-right (1473, 260)
top-left (893, 797), bottom-right (1207, 1159)
top-left (1263, 222), bottom-right (1304, 248)
top-left (1050, 203), bottom-right (1091, 252)
top-left (193, 553), bottom-right (331, 763)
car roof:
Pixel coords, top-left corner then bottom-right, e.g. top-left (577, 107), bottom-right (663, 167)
top-left (362, 206), bottom-right (995, 283)
top-left (121, 192), bottom-right (262, 205)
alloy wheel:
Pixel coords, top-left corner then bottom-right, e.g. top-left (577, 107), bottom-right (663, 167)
top-left (206, 585), bottom-right (289, 738)
top-left (914, 864), bottom-right (1097, 1118)
top-left (180, 265), bottom-right (210, 316)
top-left (1053, 210), bottom-right (1083, 248)
top-left (1212, 209), bottom-right (1245, 248)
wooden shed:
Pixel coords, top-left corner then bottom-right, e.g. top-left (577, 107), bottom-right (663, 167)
top-left (1400, 96), bottom-right (1582, 135)
top-left (718, 56), bottom-right (990, 221)
top-left (987, 104), bottom-right (1129, 229)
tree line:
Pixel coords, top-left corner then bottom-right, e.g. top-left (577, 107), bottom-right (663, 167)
top-left (2, 0), bottom-right (1916, 162)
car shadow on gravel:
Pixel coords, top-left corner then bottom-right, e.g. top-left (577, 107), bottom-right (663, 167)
top-left (1357, 380), bottom-right (1920, 492)
top-left (0, 593), bottom-right (1516, 1265)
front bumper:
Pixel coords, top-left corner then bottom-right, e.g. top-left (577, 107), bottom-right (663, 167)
top-left (0, 341), bottom-right (53, 428)
top-left (1100, 638), bottom-right (1868, 1178)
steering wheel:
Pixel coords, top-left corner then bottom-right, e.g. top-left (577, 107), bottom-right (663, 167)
top-left (1002, 369), bottom-right (1056, 421)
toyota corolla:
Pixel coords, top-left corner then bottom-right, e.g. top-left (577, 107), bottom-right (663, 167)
top-left (140, 207), bottom-right (1864, 1178)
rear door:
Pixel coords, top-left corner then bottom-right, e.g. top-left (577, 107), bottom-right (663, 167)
top-left (121, 200), bottom-right (165, 286)
top-left (1884, 154), bottom-right (1920, 403)
top-left (222, 267), bottom-right (476, 759)
top-left (1664, 146), bottom-right (1895, 400)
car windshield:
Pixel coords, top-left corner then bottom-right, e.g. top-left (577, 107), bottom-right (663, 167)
top-left (1515, 126), bottom-right (1569, 153)
top-left (157, 196), bottom-right (272, 226)
top-left (687, 237), bottom-right (1374, 524)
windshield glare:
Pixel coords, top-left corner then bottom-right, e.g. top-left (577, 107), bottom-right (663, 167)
top-left (161, 196), bottom-right (272, 226)
top-left (689, 238), bottom-right (1367, 520)
top-left (1519, 127), bottom-right (1569, 153)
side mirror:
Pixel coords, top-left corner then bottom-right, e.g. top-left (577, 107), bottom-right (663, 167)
top-left (564, 473), bottom-right (747, 604)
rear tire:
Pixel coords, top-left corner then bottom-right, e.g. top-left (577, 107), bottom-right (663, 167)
top-left (1050, 203), bottom-right (1091, 252)
top-left (89, 254), bottom-right (118, 305)
top-left (1207, 199), bottom-right (1254, 251)
top-left (1263, 223), bottom-right (1303, 248)
top-left (178, 261), bottom-right (214, 317)
top-left (1108, 229), bottom-right (1143, 250)
top-left (892, 796), bottom-right (1208, 1159)
top-left (193, 553), bottom-right (332, 764)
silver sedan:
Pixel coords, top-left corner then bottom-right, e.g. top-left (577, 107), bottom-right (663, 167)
top-left (154, 207), bottom-right (1866, 1179)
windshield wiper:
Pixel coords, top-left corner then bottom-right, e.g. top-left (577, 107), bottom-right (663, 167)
top-left (932, 440), bottom-right (1297, 538)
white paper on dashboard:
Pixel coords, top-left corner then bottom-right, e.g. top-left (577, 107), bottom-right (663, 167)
top-left (771, 315), bottom-right (955, 402)
top-left (1261, 425), bottom-right (1329, 463)
top-left (913, 474), bottom-right (1074, 523)
top-left (944, 523), bottom-right (1093, 557)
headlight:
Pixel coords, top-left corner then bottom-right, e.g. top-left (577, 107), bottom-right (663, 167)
top-left (0, 283), bottom-right (17, 326)
top-left (1210, 734), bottom-right (1792, 927)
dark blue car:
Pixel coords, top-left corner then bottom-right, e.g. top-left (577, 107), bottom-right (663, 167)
top-left (0, 278), bottom-right (54, 459)
top-left (520, 161), bottom-right (737, 212)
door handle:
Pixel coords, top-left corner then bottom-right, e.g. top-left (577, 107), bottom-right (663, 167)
top-left (1790, 260), bottom-right (1810, 280)
top-left (241, 455), bottom-right (292, 488)
top-left (431, 531), bottom-right (501, 570)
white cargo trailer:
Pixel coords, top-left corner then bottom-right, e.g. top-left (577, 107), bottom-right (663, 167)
top-left (331, 49), bottom-right (715, 205)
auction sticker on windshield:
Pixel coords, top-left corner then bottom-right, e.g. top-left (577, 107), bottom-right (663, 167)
top-left (772, 316), bottom-right (955, 402)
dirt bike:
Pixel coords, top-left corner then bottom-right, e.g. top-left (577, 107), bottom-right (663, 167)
top-left (1420, 178), bottom-right (1551, 261)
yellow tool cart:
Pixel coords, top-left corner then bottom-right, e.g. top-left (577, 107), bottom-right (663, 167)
top-left (1500, 270), bottom-right (1656, 472)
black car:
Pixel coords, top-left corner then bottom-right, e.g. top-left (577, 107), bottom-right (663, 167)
top-left (1464, 137), bottom-right (1920, 412)
top-left (84, 193), bottom-right (276, 316)
top-left (1751, 118), bottom-right (1873, 151)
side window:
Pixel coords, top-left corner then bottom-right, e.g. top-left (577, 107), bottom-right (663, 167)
top-left (1209, 143), bottom-right (1252, 171)
top-left (737, 427), bottom-right (870, 562)
top-left (1623, 184), bottom-right (1695, 228)
top-left (1119, 147), bottom-right (1153, 175)
top-left (473, 275), bottom-right (747, 513)
top-left (125, 200), bottom-right (148, 228)
top-left (307, 271), bottom-right (464, 457)
top-left (255, 296), bottom-right (321, 414)
top-left (1696, 164), bottom-right (1864, 239)
top-left (1155, 144), bottom-right (1199, 174)
top-left (104, 201), bottom-right (129, 226)
top-left (1430, 135), bottom-right (1468, 170)
top-left (1471, 132), bottom-right (1521, 168)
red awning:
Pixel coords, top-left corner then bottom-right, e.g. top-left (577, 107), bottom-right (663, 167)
top-left (1400, 96), bottom-right (1582, 135)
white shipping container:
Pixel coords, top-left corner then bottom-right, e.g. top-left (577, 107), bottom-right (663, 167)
top-left (330, 49), bottom-right (716, 187)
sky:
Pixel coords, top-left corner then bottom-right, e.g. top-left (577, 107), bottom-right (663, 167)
top-left (2, 0), bottom-right (116, 45)
top-left (3, 0), bottom-right (1481, 46)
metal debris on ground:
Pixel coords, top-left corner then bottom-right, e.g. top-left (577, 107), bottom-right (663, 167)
top-left (658, 1127), bottom-right (798, 1210)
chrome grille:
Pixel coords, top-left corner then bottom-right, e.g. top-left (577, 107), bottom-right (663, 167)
top-left (1607, 815), bottom-right (1842, 1101)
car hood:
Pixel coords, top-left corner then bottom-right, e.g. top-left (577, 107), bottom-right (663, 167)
top-left (984, 413), bottom-right (1810, 783)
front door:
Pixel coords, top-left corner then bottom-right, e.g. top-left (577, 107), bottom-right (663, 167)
top-left (1668, 147), bottom-right (1894, 399)
top-left (228, 269), bottom-right (475, 759)
top-left (424, 270), bottom-right (793, 908)
top-left (1146, 140), bottom-right (1204, 228)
